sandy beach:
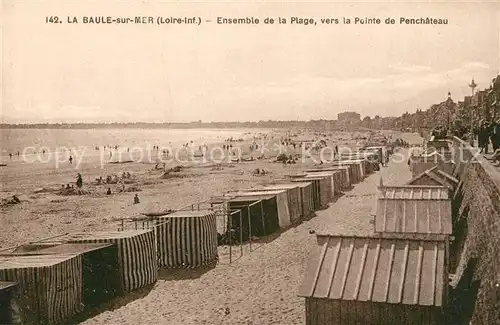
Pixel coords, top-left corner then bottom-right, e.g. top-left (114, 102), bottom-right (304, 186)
top-left (0, 129), bottom-right (422, 325)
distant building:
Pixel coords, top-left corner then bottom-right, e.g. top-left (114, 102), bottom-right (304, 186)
top-left (337, 111), bottom-right (361, 122)
top-left (337, 111), bottom-right (361, 126)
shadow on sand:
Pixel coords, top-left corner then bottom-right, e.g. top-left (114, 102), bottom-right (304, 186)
top-left (448, 257), bottom-right (480, 325)
top-left (157, 264), bottom-right (216, 281)
top-left (68, 283), bottom-right (155, 325)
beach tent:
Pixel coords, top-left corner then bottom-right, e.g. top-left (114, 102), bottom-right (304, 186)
top-left (306, 166), bottom-right (351, 190)
top-left (304, 172), bottom-right (335, 198)
top-left (329, 161), bottom-right (361, 184)
top-left (362, 146), bottom-right (386, 164)
top-left (338, 158), bottom-right (369, 177)
top-left (57, 230), bottom-right (157, 293)
top-left (154, 210), bottom-right (218, 268)
top-left (301, 174), bottom-right (333, 208)
top-left (233, 190), bottom-right (291, 229)
top-left (0, 281), bottom-right (20, 325)
top-left (293, 181), bottom-right (315, 218)
top-left (0, 254), bottom-right (82, 325)
top-left (290, 178), bottom-right (321, 211)
top-left (299, 234), bottom-right (448, 325)
top-left (341, 154), bottom-right (380, 173)
top-left (244, 184), bottom-right (303, 223)
top-left (8, 242), bottom-right (120, 307)
top-left (375, 185), bottom-right (452, 235)
top-left (306, 171), bottom-right (342, 196)
top-left (211, 192), bottom-right (284, 242)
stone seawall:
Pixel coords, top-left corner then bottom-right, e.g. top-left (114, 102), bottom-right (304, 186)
top-left (451, 137), bottom-right (500, 325)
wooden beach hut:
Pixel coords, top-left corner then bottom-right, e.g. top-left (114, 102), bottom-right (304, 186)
top-left (8, 242), bottom-right (120, 307)
top-left (0, 281), bottom-right (20, 325)
top-left (58, 230), bottom-right (157, 293)
top-left (426, 139), bottom-right (451, 152)
top-left (0, 254), bottom-right (82, 325)
top-left (375, 184), bottom-right (452, 235)
top-left (154, 210), bottom-right (218, 268)
top-left (290, 177), bottom-right (321, 211)
top-left (298, 234), bottom-right (448, 325)
top-left (306, 166), bottom-right (351, 190)
top-left (406, 166), bottom-right (459, 192)
top-left (409, 152), bottom-right (455, 177)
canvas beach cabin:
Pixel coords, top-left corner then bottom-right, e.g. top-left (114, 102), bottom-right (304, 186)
top-left (242, 183), bottom-right (304, 223)
top-left (211, 191), bottom-right (287, 243)
top-left (0, 281), bottom-right (20, 325)
top-left (55, 230), bottom-right (158, 294)
top-left (5, 242), bottom-right (120, 307)
top-left (306, 166), bottom-right (351, 190)
top-left (0, 254), bottom-right (83, 325)
top-left (153, 210), bottom-right (219, 268)
top-left (289, 177), bottom-right (321, 211)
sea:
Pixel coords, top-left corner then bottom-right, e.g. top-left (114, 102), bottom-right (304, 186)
top-left (0, 128), bottom-right (267, 163)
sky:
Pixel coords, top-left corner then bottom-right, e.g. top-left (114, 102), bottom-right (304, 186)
top-left (2, 0), bottom-right (500, 123)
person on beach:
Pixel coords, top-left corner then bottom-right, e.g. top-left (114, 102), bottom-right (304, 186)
top-left (69, 156), bottom-right (73, 164)
top-left (9, 153), bottom-right (12, 160)
top-left (491, 120), bottom-right (500, 151)
top-left (106, 188), bottom-right (112, 195)
top-left (76, 173), bottom-right (83, 188)
top-left (133, 194), bottom-right (140, 204)
top-left (478, 122), bottom-right (490, 154)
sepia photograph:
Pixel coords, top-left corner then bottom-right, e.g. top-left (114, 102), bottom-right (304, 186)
top-left (1, 1), bottom-right (499, 324)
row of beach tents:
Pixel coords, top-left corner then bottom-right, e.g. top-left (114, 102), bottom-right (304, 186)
top-left (298, 138), bottom-right (467, 325)
top-left (0, 146), bottom-right (388, 325)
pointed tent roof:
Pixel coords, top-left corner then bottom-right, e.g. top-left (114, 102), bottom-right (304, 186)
top-left (406, 166), bottom-right (458, 190)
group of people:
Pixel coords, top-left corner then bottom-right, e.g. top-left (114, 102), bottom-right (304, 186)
top-left (477, 120), bottom-right (500, 154)
top-left (8, 152), bottom-right (21, 159)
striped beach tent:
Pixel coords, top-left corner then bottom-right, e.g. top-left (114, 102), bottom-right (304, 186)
top-left (155, 210), bottom-right (218, 268)
top-left (233, 190), bottom-right (291, 228)
top-left (290, 177), bottom-right (321, 210)
top-left (292, 181), bottom-right (315, 218)
top-left (338, 158), bottom-right (367, 178)
top-left (307, 166), bottom-right (351, 190)
top-left (0, 281), bottom-right (20, 325)
top-left (9, 242), bottom-right (120, 307)
top-left (330, 161), bottom-right (362, 184)
top-left (302, 174), bottom-right (333, 207)
top-left (212, 191), bottom-right (285, 242)
top-left (305, 171), bottom-right (337, 197)
top-left (60, 230), bottom-right (157, 293)
top-left (0, 254), bottom-right (82, 325)
top-left (243, 184), bottom-right (303, 223)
